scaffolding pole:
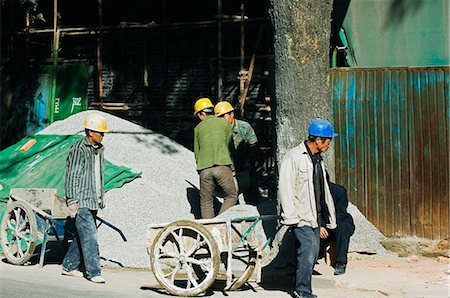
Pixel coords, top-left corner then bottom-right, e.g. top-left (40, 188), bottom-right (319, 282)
top-left (217, 0), bottom-right (223, 101)
top-left (97, 0), bottom-right (103, 104)
top-left (49, 0), bottom-right (59, 124)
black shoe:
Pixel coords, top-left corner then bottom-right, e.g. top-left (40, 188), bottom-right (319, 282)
top-left (292, 291), bottom-right (318, 298)
top-left (334, 263), bottom-right (347, 275)
top-left (312, 269), bottom-right (322, 275)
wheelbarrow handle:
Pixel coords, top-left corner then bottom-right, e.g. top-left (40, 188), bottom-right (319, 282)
top-left (95, 216), bottom-right (127, 242)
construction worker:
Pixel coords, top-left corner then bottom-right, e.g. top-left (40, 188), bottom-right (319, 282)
top-left (193, 98), bottom-right (237, 219)
top-left (214, 101), bottom-right (260, 205)
top-left (62, 113), bottom-right (109, 283)
top-left (319, 181), bottom-right (355, 275)
top-left (279, 118), bottom-right (337, 298)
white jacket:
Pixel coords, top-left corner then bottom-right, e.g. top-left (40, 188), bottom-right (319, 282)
top-left (279, 142), bottom-right (337, 229)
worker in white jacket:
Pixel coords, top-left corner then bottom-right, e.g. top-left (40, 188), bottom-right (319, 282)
top-left (279, 119), bottom-right (338, 298)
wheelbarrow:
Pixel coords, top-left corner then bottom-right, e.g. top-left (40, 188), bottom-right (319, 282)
top-left (146, 207), bottom-right (283, 297)
top-left (0, 188), bottom-right (126, 267)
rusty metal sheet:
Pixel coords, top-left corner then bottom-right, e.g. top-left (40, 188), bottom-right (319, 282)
top-left (331, 66), bottom-right (449, 240)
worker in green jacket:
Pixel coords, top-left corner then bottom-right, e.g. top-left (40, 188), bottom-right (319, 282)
top-left (193, 97), bottom-right (237, 219)
top-left (214, 101), bottom-right (260, 205)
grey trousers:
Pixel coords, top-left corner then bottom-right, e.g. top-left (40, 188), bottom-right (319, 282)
top-left (199, 165), bottom-right (237, 219)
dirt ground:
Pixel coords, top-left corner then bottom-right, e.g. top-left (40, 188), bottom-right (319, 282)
top-left (380, 237), bottom-right (449, 258)
top-left (307, 251), bottom-right (449, 297)
top-left (306, 236), bottom-right (449, 297)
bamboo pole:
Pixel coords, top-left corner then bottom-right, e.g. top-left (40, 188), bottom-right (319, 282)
top-left (21, 18), bottom-right (266, 36)
top-left (239, 17), bottom-right (266, 116)
top-left (49, 0), bottom-right (59, 124)
top-left (217, 0), bottom-right (223, 101)
top-left (240, 0), bottom-right (245, 70)
top-left (97, 0), bottom-right (103, 104)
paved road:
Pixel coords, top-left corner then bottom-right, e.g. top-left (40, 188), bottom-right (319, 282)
top-left (0, 252), bottom-right (448, 297)
top-left (0, 258), bottom-right (294, 298)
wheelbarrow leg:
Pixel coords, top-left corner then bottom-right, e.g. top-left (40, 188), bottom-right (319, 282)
top-left (39, 219), bottom-right (50, 267)
top-left (226, 220), bottom-right (233, 287)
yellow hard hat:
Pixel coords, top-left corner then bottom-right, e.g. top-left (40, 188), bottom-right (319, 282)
top-left (214, 101), bottom-right (234, 117)
top-left (193, 97), bottom-right (214, 116)
top-left (83, 113), bottom-right (110, 133)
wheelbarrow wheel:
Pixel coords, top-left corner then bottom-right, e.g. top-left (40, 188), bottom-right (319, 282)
top-left (150, 220), bottom-right (219, 297)
top-left (225, 247), bottom-right (257, 291)
top-left (0, 201), bottom-right (37, 265)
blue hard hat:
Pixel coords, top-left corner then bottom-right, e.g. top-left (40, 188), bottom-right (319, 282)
top-left (308, 119), bottom-right (338, 138)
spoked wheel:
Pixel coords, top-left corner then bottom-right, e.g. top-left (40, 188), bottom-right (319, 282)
top-left (0, 201), bottom-right (38, 265)
top-left (225, 246), bottom-right (257, 291)
top-left (150, 220), bottom-right (219, 297)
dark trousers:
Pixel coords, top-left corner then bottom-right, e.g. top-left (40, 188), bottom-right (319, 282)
top-left (235, 166), bottom-right (260, 205)
top-left (292, 225), bottom-right (320, 295)
top-left (321, 220), bottom-right (354, 264)
top-left (326, 182), bottom-right (355, 264)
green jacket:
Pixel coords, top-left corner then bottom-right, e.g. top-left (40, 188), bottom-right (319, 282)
top-left (194, 115), bottom-right (235, 171)
top-left (232, 119), bottom-right (258, 171)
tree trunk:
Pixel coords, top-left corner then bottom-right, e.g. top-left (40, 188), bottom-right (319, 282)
top-left (270, 0), bottom-right (335, 172)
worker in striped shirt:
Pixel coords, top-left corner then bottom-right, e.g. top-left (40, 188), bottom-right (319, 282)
top-left (61, 113), bottom-right (109, 284)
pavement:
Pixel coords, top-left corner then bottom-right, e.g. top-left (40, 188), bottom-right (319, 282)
top-left (273, 252), bottom-right (450, 297)
top-left (0, 251), bottom-right (448, 297)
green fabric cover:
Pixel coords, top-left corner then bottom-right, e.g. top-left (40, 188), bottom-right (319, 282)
top-left (0, 134), bottom-right (141, 254)
top-left (0, 134), bottom-right (141, 202)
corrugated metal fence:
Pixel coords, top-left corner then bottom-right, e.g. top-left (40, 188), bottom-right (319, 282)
top-left (331, 66), bottom-right (449, 240)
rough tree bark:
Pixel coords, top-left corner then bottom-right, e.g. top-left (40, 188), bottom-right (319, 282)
top-left (263, 0), bottom-right (335, 270)
top-left (270, 0), bottom-right (335, 173)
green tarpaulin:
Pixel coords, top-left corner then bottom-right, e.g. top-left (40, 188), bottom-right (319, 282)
top-left (0, 134), bottom-right (141, 254)
top-left (0, 134), bottom-right (141, 201)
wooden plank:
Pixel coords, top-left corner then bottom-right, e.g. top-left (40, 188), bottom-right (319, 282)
top-left (346, 70), bottom-right (357, 208)
top-left (332, 66), bottom-right (449, 240)
top-left (367, 70), bottom-right (380, 229)
top-left (331, 71), bottom-right (343, 182)
top-left (354, 69), bottom-right (366, 211)
top-left (440, 68), bottom-right (450, 239)
top-left (420, 70), bottom-right (433, 239)
top-left (397, 69), bottom-right (411, 236)
top-left (375, 69), bottom-right (386, 235)
top-left (412, 69), bottom-right (426, 237)
top-left (339, 71), bottom-right (349, 189)
top-left (388, 69), bottom-right (402, 236)
top-left (10, 188), bottom-right (57, 214)
top-left (382, 69), bottom-right (393, 236)
top-left (427, 70), bottom-right (439, 239)
top-left (363, 69), bottom-right (371, 215)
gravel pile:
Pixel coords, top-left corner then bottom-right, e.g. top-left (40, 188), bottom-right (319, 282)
top-left (347, 202), bottom-right (388, 254)
top-left (39, 110), bottom-right (199, 269)
top-left (38, 110), bottom-right (387, 269)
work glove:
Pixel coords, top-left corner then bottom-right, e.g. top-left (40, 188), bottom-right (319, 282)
top-left (68, 203), bottom-right (78, 218)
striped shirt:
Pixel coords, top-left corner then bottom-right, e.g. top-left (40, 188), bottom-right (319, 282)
top-left (65, 137), bottom-right (105, 210)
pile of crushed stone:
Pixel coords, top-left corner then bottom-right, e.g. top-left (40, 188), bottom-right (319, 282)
top-left (38, 110), bottom-right (387, 269)
top-left (39, 110), bottom-right (200, 268)
top-left (347, 203), bottom-right (387, 253)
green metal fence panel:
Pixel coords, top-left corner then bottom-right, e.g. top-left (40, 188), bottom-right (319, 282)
top-left (331, 66), bottom-right (449, 240)
top-left (42, 61), bottom-right (89, 123)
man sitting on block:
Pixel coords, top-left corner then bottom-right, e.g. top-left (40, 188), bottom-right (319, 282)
top-left (319, 182), bottom-right (355, 275)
